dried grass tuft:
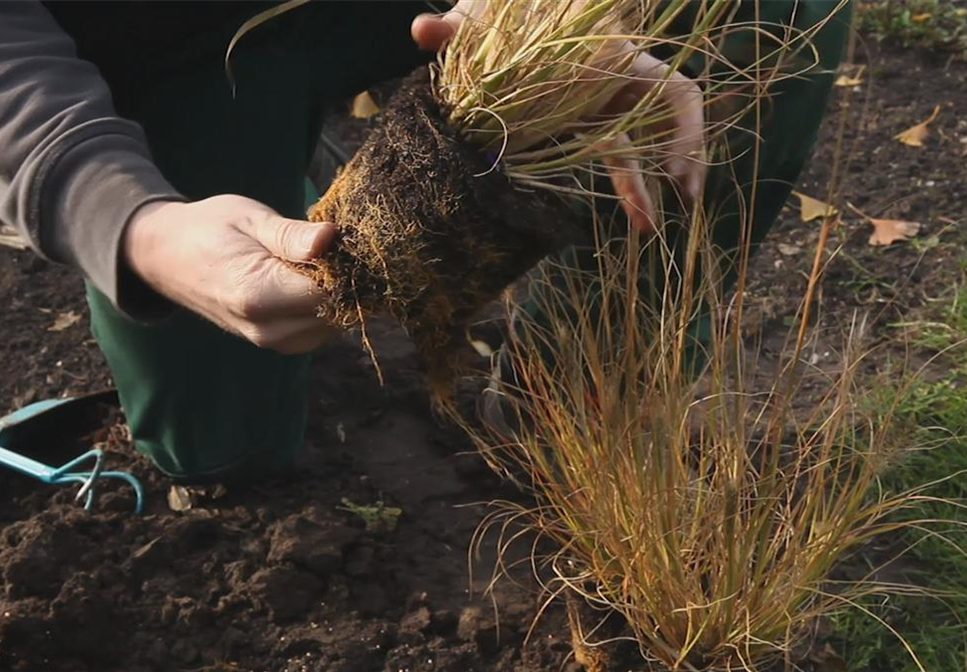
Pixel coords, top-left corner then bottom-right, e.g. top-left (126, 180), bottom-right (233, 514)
top-left (466, 207), bottom-right (964, 670)
top-left (435, 0), bottom-right (829, 202)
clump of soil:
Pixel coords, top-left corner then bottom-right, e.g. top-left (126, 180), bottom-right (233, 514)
top-left (303, 68), bottom-right (578, 395)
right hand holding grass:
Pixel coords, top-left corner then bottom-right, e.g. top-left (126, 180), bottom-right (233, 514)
top-left (413, 1), bottom-right (706, 233)
top-left (123, 195), bottom-right (338, 354)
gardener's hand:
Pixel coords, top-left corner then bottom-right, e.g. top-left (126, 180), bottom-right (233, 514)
top-left (123, 195), bottom-right (338, 354)
top-left (595, 51), bottom-right (705, 232)
top-left (412, 2), bottom-right (706, 233)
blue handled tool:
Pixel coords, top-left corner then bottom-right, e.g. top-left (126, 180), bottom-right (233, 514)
top-left (0, 391), bottom-right (144, 513)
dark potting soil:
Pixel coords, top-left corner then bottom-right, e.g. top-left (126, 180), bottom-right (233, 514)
top-left (0, 43), bottom-right (965, 672)
top-left (304, 68), bottom-right (578, 395)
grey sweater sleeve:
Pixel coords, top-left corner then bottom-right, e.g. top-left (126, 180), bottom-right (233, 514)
top-left (0, 2), bottom-right (184, 316)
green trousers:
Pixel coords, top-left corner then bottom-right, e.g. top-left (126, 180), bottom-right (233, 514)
top-left (87, 3), bottom-right (428, 482)
top-left (87, 2), bottom-right (851, 482)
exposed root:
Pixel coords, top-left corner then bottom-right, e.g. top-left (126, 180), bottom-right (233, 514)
top-left (298, 68), bottom-right (577, 395)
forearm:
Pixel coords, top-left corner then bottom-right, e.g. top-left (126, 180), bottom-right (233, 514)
top-left (0, 1), bottom-right (183, 315)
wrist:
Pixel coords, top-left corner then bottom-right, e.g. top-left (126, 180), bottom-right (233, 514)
top-left (123, 199), bottom-right (182, 293)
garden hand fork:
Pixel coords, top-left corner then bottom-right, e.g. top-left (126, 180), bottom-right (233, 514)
top-left (0, 391), bottom-right (144, 513)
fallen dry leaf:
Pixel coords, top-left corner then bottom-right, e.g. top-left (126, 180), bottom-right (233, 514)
top-left (351, 90), bottom-right (379, 119)
top-left (792, 191), bottom-right (838, 222)
top-left (834, 64), bottom-right (865, 87)
top-left (777, 243), bottom-right (802, 256)
top-left (868, 218), bottom-right (921, 246)
top-left (894, 105), bottom-right (940, 147)
top-left (48, 310), bottom-right (81, 332)
top-left (167, 485), bottom-right (193, 512)
top-left (132, 536), bottom-right (163, 560)
top-left (848, 203), bottom-right (921, 246)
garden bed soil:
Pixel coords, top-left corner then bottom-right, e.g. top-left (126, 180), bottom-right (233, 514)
top-left (0, 43), bottom-right (965, 672)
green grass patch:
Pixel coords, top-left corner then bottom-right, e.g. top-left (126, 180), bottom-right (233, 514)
top-left (857, 0), bottom-right (967, 57)
top-left (831, 280), bottom-right (967, 670)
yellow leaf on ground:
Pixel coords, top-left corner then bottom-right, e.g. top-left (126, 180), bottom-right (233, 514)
top-left (351, 90), bottom-right (379, 119)
top-left (911, 12), bottom-right (932, 23)
top-left (834, 64), bottom-right (865, 87)
top-left (834, 74), bottom-right (863, 87)
top-left (848, 202), bottom-right (921, 246)
top-left (792, 191), bottom-right (838, 222)
top-left (167, 485), bottom-right (193, 512)
top-left (868, 218), bottom-right (921, 246)
top-left (48, 310), bottom-right (81, 332)
top-left (894, 105), bottom-right (940, 147)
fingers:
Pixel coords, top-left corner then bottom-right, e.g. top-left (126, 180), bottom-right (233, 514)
top-left (604, 50), bottom-right (706, 215)
top-left (130, 194), bottom-right (341, 354)
top-left (411, 0), bottom-right (484, 51)
top-left (599, 133), bottom-right (657, 234)
top-left (272, 324), bottom-right (339, 355)
top-left (259, 260), bottom-right (325, 315)
top-left (630, 52), bottom-right (706, 204)
top-left (249, 214), bottom-right (336, 262)
top-left (658, 69), bottom-right (706, 203)
top-left (229, 259), bottom-right (335, 352)
top-left (231, 211), bottom-right (334, 319)
top-left (411, 13), bottom-right (457, 51)
top-left (238, 314), bottom-right (339, 355)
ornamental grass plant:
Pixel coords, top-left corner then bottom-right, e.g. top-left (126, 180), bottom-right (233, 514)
top-left (294, 0), bottom-right (828, 392)
top-left (469, 206), bottom-right (963, 670)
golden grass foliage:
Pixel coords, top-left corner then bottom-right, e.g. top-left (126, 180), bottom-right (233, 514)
top-left (434, 0), bottom-right (827, 197)
top-left (469, 213), bottom-right (956, 670)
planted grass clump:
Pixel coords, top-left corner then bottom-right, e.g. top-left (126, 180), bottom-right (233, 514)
top-left (469, 212), bottom-right (962, 670)
top-left (298, 0), bottom-right (745, 392)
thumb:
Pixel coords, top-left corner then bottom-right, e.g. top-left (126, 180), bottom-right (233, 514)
top-left (411, 0), bottom-right (483, 51)
top-left (252, 215), bottom-right (336, 262)
top-left (411, 13), bottom-right (456, 51)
